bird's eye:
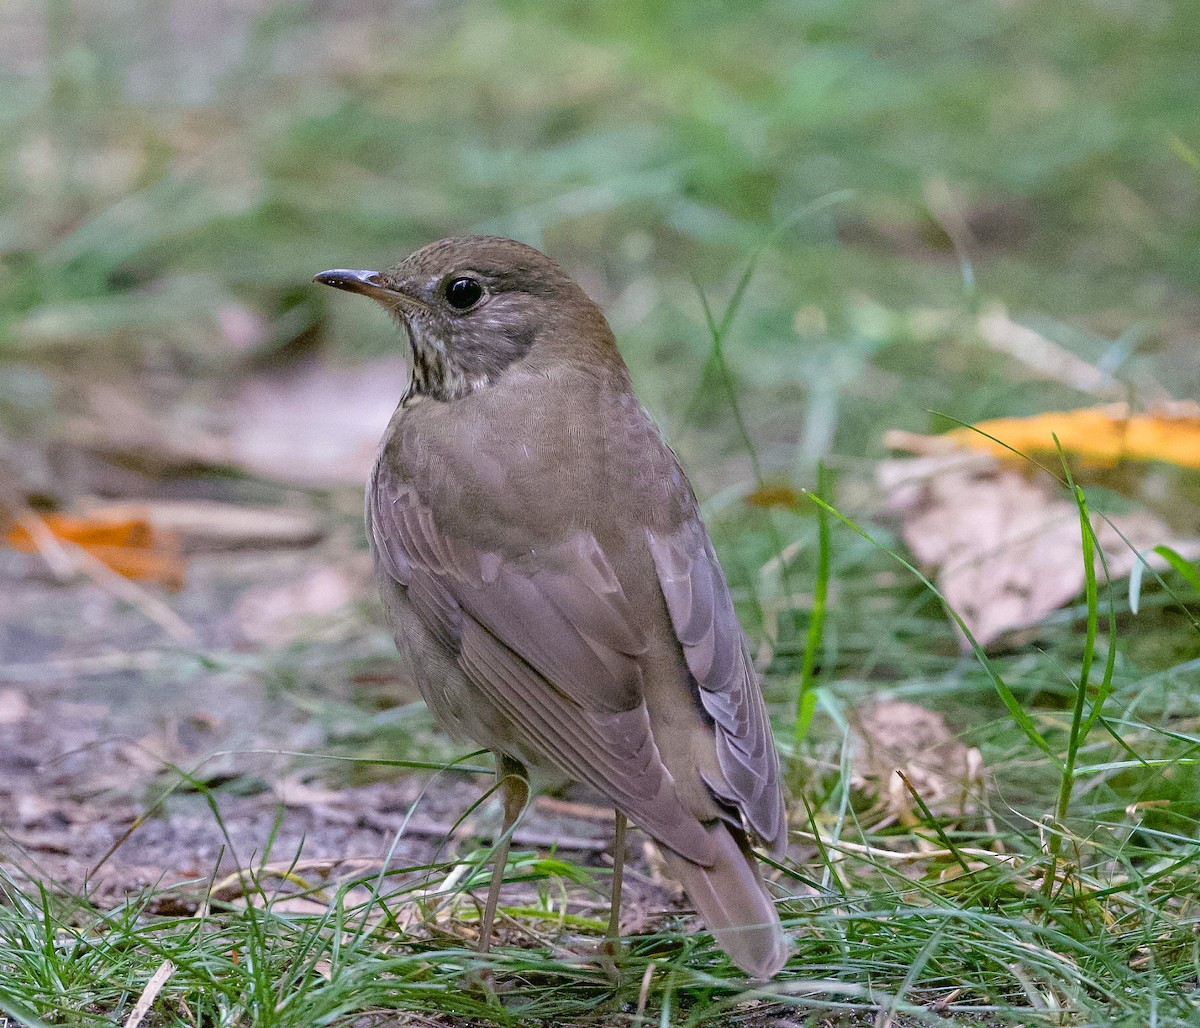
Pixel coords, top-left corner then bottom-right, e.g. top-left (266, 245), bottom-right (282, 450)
top-left (445, 276), bottom-right (484, 310)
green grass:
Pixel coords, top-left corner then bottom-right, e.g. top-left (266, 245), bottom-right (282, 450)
top-left (3, 0), bottom-right (1200, 1023)
top-left (3, 510), bottom-right (1200, 1020)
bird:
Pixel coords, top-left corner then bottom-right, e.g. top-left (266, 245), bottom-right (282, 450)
top-left (314, 236), bottom-right (789, 979)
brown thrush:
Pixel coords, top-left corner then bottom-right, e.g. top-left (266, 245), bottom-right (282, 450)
top-left (314, 237), bottom-right (789, 979)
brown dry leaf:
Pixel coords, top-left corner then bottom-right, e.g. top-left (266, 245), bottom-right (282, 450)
top-left (888, 402), bottom-right (1200, 469)
top-left (225, 355), bottom-right (407, 487)
top-left (83, 499), bottom-right (324, 552)
top-left (238, 896), bottom-right (331, 915)
top-left (879, 452), bottom-right (1200, 647)
top-left (120, 729), bottom-right (193, 772)
top-left (272, 773), bottom-right (347, 809)
top-left (848, 699), bottom-right (981, 823)
top-left (73, 355), bottom-right (406, 488)
top-left (5, 510), bottom-right (186, 588)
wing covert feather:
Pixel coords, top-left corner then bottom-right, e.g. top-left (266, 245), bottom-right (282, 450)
top-left (368, 465), bottom-right (716, 864)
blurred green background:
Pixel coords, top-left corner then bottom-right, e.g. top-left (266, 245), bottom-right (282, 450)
top-left (3, 0), bottom-right (1198, 488)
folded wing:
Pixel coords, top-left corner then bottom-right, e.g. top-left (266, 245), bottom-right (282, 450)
top-left (369, 469), bottom-right (718, 865)
top-left (647, 523), bottom-right (786, 855)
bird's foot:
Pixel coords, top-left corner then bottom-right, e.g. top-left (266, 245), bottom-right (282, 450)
top-left (463, 962), bottom-right (502, 997)
top-left (597, 936), bottom-right (624, 986)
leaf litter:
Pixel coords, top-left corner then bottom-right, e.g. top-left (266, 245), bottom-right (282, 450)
top-left (880, 431), bottom-right (1200, 648)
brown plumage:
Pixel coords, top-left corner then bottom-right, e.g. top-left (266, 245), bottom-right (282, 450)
top-left (314, 236), bottom-right (789, 979)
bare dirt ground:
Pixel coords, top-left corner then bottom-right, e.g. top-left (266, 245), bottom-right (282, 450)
top-left (0, 539), bottom-right (690, 938)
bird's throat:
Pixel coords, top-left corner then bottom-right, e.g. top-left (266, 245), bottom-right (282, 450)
top-left (403, 338), bottom-right (493, 404)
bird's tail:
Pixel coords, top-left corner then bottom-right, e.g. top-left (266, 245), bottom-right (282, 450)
top-left (659, 823), bottom-right (789, 979)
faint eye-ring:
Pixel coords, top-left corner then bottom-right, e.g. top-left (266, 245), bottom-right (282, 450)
top-left (445, 276), bottom-right (484, 310)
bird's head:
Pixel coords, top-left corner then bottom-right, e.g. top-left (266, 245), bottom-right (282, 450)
top-left (314, 236), bottom-right (617, 401)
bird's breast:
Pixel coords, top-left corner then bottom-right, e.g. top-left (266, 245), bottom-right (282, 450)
top-left (385, 365), bottom-right (694, 555)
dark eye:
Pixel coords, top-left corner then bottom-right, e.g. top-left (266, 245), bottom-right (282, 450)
top-left (445, 276), bottom-right (483, 310)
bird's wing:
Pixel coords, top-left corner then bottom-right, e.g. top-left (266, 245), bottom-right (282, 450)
top-left (647, 522), bottom-right (786, 855)
top-left (368, 471), bottom-right (718, 865)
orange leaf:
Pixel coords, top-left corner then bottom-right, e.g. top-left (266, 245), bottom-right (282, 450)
top-left (6, 511), bottom-right (186, 589)
top-left (745, 482), bottom-right (804, 509)
top-left (945, 403), bottom-right (1200, 469)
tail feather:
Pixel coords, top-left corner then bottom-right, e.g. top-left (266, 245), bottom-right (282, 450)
top-left (659, 823), bottom-right (789, 979)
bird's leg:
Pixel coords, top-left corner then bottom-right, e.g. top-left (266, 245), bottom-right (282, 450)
top-left (606, 810), bottom-right (627, 948)
top-left (598, 809), bottom-right (628, 990)
top-left (478, 753), bottom-right (528, 956)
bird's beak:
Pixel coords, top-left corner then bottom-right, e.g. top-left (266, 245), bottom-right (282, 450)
top-left (313, 269), bottom-right (430, 312)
